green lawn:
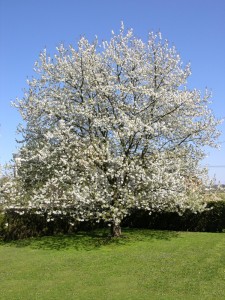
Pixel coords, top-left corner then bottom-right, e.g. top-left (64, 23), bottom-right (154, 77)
top-left (0, 229), bottom-right (225, 300)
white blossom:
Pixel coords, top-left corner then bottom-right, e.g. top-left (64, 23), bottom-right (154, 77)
top-left (1, 24), bottom-right (221, 235)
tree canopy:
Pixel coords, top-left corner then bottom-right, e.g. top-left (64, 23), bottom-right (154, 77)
top-left (2, 24), bottom-right (220, 236)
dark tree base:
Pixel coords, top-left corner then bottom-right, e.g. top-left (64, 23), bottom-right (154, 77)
top-left (111, 223), bottom-right (121, 237)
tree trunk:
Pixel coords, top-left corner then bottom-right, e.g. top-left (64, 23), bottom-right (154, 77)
top-left (111, 222), bottom-right (122, 237)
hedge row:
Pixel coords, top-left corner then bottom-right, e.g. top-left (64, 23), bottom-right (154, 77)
top-left (1, 200), bottom-right (225, 240)
top-left (0, 210), bottom-right (99, 240)
top-left (122, 200), bottom-right (225, 232)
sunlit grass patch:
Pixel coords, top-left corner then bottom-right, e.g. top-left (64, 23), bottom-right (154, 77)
top-left (0, 229), bottom-right (225, 299)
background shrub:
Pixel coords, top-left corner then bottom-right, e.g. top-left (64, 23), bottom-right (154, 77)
top-left (0, 209), bottom-right (105, 240)
top-left (1, 199), bottom-right (225, 240)
top-left (122, 200), bottom-right (225, 232)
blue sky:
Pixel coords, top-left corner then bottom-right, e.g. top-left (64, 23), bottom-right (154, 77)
top-left (0, 0), bottom-right (225, 183)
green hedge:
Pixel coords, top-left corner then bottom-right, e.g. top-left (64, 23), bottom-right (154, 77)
top-left (0, 208), bottom-right (106, 240)
top-left (122, 201), bottom-right (225, 232)
top-left (1, 201), bottom-right (225, 240)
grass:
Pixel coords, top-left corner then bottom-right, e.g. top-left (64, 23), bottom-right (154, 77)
top-left (0, 229), bottom-right (225, 300)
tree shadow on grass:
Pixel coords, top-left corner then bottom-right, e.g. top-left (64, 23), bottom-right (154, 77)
top-left (122, 228), bottom-right (180, 241)
top-left (0, 228), bottom-right (180, 251)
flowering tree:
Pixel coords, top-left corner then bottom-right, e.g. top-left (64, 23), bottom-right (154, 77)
top-left (3, 24), bottom-right (220, 236)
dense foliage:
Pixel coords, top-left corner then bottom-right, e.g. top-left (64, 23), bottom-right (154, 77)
top-left (1, 24), bottom-right (220, 235)
top-left (1, 199), bottom-right (225, 240)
